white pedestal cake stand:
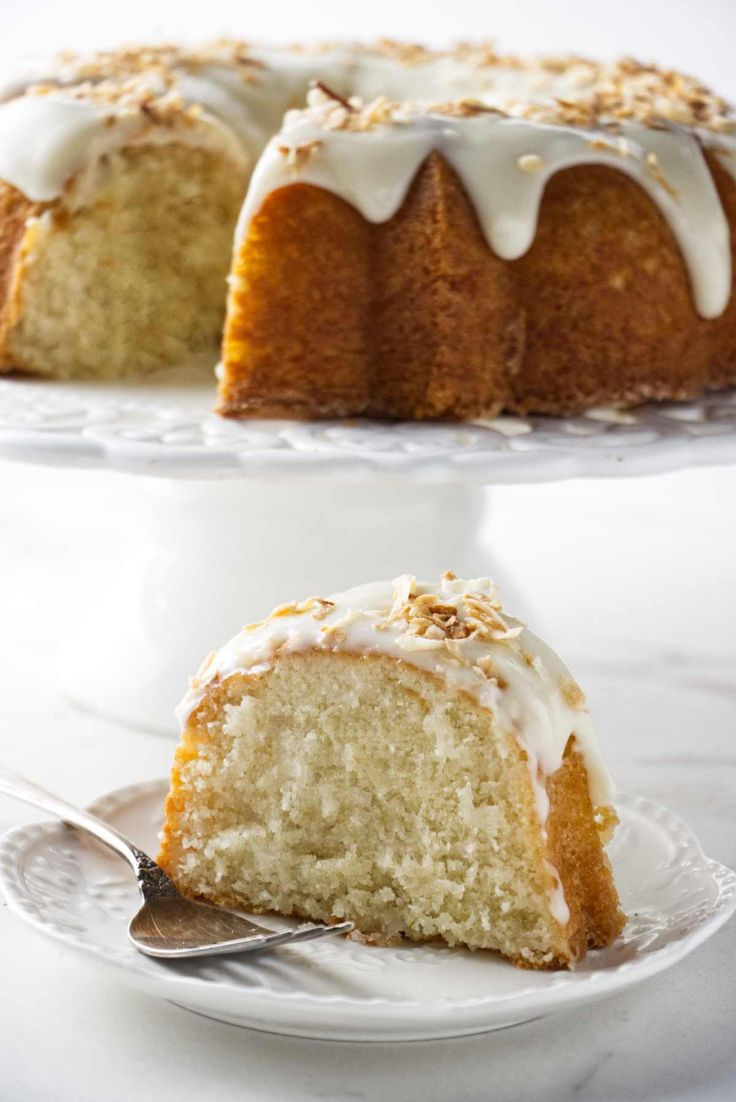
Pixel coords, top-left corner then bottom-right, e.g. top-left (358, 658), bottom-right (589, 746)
top-left (2, 365), bottom-right (736, 735)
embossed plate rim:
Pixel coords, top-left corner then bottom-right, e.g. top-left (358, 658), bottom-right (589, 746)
top-left (0, 779), bottom-right (734, 1039)
top-left (1, 368), bottom-right (736, 483)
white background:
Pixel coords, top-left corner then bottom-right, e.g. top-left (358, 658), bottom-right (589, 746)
top-left (0, 1), bottom-right (735, 1099)
top-left (1, 0), bottom-right (736, 100)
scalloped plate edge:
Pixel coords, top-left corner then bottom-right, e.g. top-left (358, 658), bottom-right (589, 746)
top-left (0, 781), bottom-right (734, 1040)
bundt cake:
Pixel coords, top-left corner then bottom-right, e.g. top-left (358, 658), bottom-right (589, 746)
top-left (159, 573), bottom-right (624, 969)
top-left (1, 41), bottom-right (735, 417)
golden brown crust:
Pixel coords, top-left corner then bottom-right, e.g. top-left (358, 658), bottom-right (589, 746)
top-left (368, 152), bottom-right (521, 419)
top-left (509, 164), bottom-right (711, 414)
top-left (219, 184), bottom-right (373, 417)
top-left (220, 152), bottom-right (736, 419)
top-left (0, 182), bottom-right (37, 371)
top-left (545, 740), bottom-right (625, 955)
top-left (219, 155), bottom-right (523, 419)
top-left (707, 150), bottom-right (736, 389)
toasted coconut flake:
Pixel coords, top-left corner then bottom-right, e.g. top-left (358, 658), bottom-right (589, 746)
top-left (517, 153), bottom-right (544, 173)
top-left (245, 595), bottom-right (329, 631)
top-left (427, 98), bottom-right (507, 119)
top-left (561, 677), bottom-right (586, 711)
top-left (374, 38), bottom-right (440, 66)
top-left (320, 624), bottom-right (347, 645)
top-left (13, 43), bottom-right (734, 136)
top-left (277, 138), bottom-right (323, 176)
top-left (387, 574), bottom-right (418, 621)
top-left (379, 573), bottom-right (523, 649)
top-left (475, 654), bottom-right (508, 688)
top-left (311, 597), bottom-right (336, 621)
top-left (309, 79), bottom-right (355, 112)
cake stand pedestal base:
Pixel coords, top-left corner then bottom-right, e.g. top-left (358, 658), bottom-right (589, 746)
top-left (54, 477), bottom-right (527, 737)
top-left (1, 368), bottom-right (732, 740)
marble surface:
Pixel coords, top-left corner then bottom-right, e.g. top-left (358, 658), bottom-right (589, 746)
top-left (0, 461), bottom-right (735, 1100)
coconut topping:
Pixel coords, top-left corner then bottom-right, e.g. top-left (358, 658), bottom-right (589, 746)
top-left (285, 55), bottom-right (734, 135)
top-left (176, 573), bottom-right (616, 828)
top-left (2, 39), bottom-right (734, 322)
top-left (6, 42), bottom-right (732, 134)
top-left (382, 572), bottom-right (523, 648)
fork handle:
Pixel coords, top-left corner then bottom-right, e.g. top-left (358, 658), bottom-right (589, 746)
top-left (0, 766), bottom-right (146, 874)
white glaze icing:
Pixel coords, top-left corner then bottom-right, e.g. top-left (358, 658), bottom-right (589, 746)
top-left (238, 109), bottom-right (732, 319)
top-left (0, 90), bottom-right (249, 203)
top-left (0, 44), bottom-right (733, 318)
top-left (177, 574), bottom-right (615, 823)
top-left (0, 96), bottom-right (108, 202)
top-left (700, 127), bottom-right (736, 190)
top-left (0, 45), bottom-right (354, 198)
top-left (172, 54), bottom-right (349, 151)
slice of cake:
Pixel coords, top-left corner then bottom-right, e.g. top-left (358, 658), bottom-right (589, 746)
top-left (159, 573), bottom-right (624, 969)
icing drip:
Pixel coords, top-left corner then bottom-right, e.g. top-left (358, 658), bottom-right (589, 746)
top-left (177, 574), bottom-right (615, 823)
top-left (0, 96), bottom-right (107, 202)
top-left (1, 44), bottom-right (733, 318)
top-left (0, 91), bottom-right (249, 203)
top-left (239, 110), bottom-right (732, 320)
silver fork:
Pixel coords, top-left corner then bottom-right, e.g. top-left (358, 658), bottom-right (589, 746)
top-left (0, 769), bottom-right (352, 958)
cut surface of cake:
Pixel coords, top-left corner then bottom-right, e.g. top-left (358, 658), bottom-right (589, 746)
top-left (159, 573), bottom-right (624, 969)
top-left (0, 49), bottom-right (254, 379)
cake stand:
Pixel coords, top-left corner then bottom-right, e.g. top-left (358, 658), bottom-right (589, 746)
top-left (2, 364), bottom-right (736, 735)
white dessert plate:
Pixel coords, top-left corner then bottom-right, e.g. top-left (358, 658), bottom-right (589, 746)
top-left (2, 366), bottom-right (736, 481)
top-left (0, 779), bottom-right (734, 1042)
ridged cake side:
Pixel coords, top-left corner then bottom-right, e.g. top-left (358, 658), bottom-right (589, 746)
top-left (220, 154), bottom-right (523, 419)
top-left (220, 149), bottom-right (736, 419)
